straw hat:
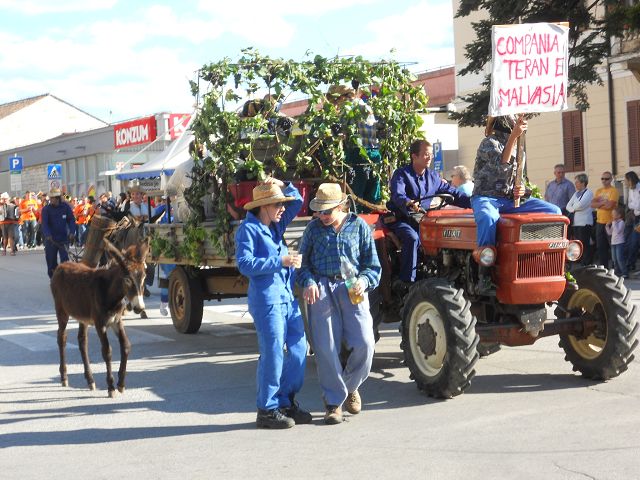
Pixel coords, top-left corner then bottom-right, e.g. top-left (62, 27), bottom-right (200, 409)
top-left (244, 183), bottom-right (295, 210)
top-left (309, 183), bottom-right (347, 211)
top-left (49, 188), bottom-right (62, 197)
top-left (326, 84), bottom-right (355, 103)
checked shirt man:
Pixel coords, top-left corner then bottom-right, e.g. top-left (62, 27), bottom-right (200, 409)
top-left (297, 183), bottom-right (381, 425)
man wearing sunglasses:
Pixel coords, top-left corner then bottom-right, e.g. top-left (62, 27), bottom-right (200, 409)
top-left (297, 183), bottom-right (381, 425)
top-left (591, 171), bottom-right (619, 268)
top-left (386, 139), bottom-right (471, 291)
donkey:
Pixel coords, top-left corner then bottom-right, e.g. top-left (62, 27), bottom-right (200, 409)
top-left (51, 238), bottom-right (148, 397)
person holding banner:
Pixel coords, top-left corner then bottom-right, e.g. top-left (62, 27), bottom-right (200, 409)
top-left (471, 115), bottom-right (561, 293)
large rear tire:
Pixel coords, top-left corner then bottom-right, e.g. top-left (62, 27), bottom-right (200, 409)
top-left (169, 266), bottom-right (204, 334)
top-left (401, 279), bottom-right (479, 398)
top-left (555, 265), bottom-right (638, 380)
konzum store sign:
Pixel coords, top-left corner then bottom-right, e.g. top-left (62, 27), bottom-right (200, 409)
top-left (114, 116), bottom-right (157, 149)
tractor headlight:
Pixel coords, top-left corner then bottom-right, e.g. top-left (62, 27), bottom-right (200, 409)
top-left (473, 246), bottom-right (497, 267)
top-left (566, 241), bottom-right (582, 262)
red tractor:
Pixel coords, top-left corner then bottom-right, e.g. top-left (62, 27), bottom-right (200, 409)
top-left (371, 195), bottom-right (639, 398)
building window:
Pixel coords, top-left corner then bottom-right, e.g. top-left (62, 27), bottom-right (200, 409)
top-left (562, 110), bottom-right (584, 172)
top-left (628, 100), bottom-right (640, 167)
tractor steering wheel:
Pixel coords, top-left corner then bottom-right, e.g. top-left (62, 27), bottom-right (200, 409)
top-left (416, 194), bottom-right (455, 212)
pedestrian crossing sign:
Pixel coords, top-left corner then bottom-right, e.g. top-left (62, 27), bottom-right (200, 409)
top-left (47, 164), bottom-right (62, 179)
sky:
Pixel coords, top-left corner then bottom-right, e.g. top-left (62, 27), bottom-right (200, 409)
top-left (0, 0), bottom-right (455, 124)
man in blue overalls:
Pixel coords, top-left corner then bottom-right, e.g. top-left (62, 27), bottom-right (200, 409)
top-left (41, 188), bottom-right (77, 278)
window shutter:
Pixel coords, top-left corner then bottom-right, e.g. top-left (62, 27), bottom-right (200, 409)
top-left (628, 100), bottom-right (640, 167)
top-left (562, 110), bottom-right (584, 172)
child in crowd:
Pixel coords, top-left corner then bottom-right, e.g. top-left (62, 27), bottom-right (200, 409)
top-left (606, 206), bottom-right (627, 278)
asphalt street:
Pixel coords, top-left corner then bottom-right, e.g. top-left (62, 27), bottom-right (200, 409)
top-left (1, 250), bottom-right (639, 479)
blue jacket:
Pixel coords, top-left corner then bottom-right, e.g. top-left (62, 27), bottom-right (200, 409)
top-left (41, 201), bottom-right (77, 242)
top-left (388, 165), bottom-right (471, 217)
top-left (235, 183), bottom-right (303, 307)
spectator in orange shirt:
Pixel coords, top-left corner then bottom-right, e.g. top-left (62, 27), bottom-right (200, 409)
top-left (20, 191), bottom-right (38, 249)
top-left (74, 197), bottom-right (88, 245)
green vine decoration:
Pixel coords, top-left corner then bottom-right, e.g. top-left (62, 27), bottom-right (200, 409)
top-left (181, 48), bottom-right (429, 261)
top-left (150, 232), bottom-right (178, 260)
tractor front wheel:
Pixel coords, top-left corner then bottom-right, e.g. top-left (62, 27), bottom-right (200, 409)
top-left (401, 279), bottom-right (479, 398)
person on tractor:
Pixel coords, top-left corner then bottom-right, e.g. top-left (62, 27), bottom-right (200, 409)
top-left (387, 139), bottom-right (471, 292)
top-left (471, 115), bottom-right (561, 293)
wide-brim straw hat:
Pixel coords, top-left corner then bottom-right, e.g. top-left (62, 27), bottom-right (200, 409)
top-left (326, 84), bottom-right (355, 102)
top-left (49, 188), bottom-right (62, 197)
top-left (244, 183), bottom-right (295, 210)
top-left (309, 183), bottom-right (347, 211)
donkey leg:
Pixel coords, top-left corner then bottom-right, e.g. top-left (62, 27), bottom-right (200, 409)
top-left (77, 322), bottom-right (96, 390)
top-left (56, 308), bottom-right (69, 387)
top-left (113, 319), bottom-right (131, 393)
top-left (95, 324), bottom-right (116, 397)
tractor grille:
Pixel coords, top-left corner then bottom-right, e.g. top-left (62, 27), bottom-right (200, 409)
top-left (517, 251), bottom-right (565, 278)
top-left (519, 223), bottom-right (565, 241)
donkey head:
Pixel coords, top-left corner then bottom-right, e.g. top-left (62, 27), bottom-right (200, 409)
top-left (104, 238), bottom-right (149, 313)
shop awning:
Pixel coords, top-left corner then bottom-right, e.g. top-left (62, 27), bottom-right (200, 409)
top-left (115, 130), bottom-right (193, 180)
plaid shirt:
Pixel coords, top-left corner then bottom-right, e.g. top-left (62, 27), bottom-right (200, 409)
top-left (297, 213), bottom-right (381, 290)
top-left (356, 101), bottom-right (379, 149)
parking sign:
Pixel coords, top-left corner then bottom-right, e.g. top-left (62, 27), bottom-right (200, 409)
top-left (9, 155), bottom-right (23, 172)
top-left (432, 142), bottom-right (443, 173)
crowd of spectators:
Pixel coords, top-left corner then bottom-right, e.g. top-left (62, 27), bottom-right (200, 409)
top-left (0, 189), bottom-right (155, 256)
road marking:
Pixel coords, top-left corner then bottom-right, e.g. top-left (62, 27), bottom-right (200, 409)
top-left (0, 321), bottom-right (173, 352)
top-left (0, 322), bottom-right (67, 352)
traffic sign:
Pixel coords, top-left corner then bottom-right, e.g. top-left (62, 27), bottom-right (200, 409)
top-left (47, 164), bottom-right (62, 179)
top-left (9, 155), bottom-right (23, 172)
top-left (432, 141), bottom-right (443, 173)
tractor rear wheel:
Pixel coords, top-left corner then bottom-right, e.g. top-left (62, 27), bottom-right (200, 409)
top-left (401, 279), bottom-right (479, 398)
top-left (555, 265), bottom-right (638, 380)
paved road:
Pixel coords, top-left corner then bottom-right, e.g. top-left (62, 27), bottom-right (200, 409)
top-left (1, 250), bottom-right (639, 479)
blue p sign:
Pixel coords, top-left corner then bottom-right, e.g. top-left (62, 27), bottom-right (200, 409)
top-left (9, 155), bottom-right (23, 172)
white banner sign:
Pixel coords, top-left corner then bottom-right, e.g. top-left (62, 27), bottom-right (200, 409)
top-left (489, 22), bottom-right (569, 116)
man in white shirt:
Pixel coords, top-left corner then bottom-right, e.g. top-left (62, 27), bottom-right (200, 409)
top-left (128, 187), bottom-right (149, 222)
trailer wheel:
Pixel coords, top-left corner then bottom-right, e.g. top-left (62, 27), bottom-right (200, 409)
top-left (169, 266), bottom-right (204, 334)
top-left (555, 265), bottom-right (638, 380)
top-left (401, 279), bottom-right (479, 398)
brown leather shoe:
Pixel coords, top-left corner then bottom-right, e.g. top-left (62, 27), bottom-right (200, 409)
top-left (324, 405), bottom-right (343, 425)
top-left (344, 390), bottom-right (361, 414)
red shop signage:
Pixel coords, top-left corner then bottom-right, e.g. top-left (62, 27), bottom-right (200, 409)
top-left (168, 113), bottom-right (191, 140)
top-left (113, 115), bottom-right (157, 149)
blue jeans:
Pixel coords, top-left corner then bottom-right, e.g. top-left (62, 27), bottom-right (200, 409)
top-left (22, 219), bottom-right (37, 247)
top-left (44, 239), bottom-right (70, 278)
top-left (307, 277), bottom-right (375, 407)
top-left (611, 243), bottom-right (627, 277)
top-left (160, 264), bottom-right (176, 302)
top-left (471, 196), bottom-right (561, 246)
top-left (249, 301), bottom-right (306, 411)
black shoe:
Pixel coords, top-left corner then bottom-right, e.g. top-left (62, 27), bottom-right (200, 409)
top-left (256, 409), bottom-right (295, 429)
top-left (281, 401), bottom-right (312, 425)
top-left (143, 286), bottom-right (151, 298)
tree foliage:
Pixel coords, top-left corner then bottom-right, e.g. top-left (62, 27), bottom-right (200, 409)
top-left (180, 48), bottom-right (429, 259)
top-left (453, 0), bottom-right (640, 127)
